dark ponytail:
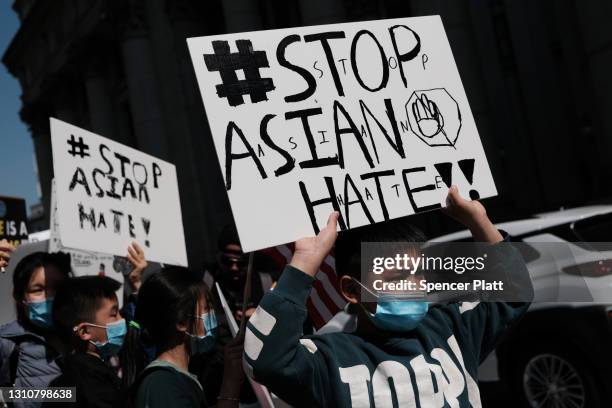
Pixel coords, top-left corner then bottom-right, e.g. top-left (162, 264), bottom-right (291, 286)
top-left (120, 320), bottom-right (148, 389)
top-left (121, 266), bottom-right (212, 389)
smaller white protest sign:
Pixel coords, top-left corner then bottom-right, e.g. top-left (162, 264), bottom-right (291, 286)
top-left (50, 118), bottom-right (187, 266)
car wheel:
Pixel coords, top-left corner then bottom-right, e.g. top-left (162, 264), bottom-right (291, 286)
top-left (511, 347), bottom-right (604, 408)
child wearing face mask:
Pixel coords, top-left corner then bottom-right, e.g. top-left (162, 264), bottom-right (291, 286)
top-left (0, 251), bottom-right (71, 408)
top-left (243, 186), bottom-right (534, 407)
top-left (131, 266), bottom-right (244, 408)
top-left (47, 276), bottom-right (127, 408)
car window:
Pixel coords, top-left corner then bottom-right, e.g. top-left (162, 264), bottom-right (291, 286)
top-left (571, 213), bottom-right (612, 251)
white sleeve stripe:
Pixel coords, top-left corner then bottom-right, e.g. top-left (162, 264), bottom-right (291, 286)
top-left (242, 357), bottom-right (255, 379)
top-left (245, 327), bottom-right (264, 361)
top-left (299, 338), bottom-right (318, 354)
top-left (249, 306), bottom-right (276, 335)
top-left (459, 302), bottom-right (480, 314)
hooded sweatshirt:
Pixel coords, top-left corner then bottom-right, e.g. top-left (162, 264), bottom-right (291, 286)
top-left (243, 241), bottom-right (533, 407)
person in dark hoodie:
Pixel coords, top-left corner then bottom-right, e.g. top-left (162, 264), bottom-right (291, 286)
top-left (48, 276), bottom-right (127, 408)
top-left (243, 186), bottom-right (534, 407)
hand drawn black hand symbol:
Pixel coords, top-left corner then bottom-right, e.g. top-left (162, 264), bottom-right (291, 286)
top-left (412, 93), bottom-right (445, 138)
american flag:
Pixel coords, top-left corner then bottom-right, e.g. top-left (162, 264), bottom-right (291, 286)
top-left (263, 243), bottom-right (347, 329)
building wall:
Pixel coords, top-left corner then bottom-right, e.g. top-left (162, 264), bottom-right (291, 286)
top-left (4, 0), bottom-right (612, 265)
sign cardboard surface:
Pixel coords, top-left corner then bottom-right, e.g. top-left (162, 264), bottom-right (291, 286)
top-left (187, 16), bottom-right (496, 252)
top-left (50, 118), bottom-right (187, 266)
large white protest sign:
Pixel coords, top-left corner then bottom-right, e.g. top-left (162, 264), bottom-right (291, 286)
top-left (188, 16), bottom-right (497, 252)
top-left (50, 118), bottom-right (188, 266)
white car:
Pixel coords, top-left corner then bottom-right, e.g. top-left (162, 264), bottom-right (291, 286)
top-left (432, 205), bottom-right (612, 408)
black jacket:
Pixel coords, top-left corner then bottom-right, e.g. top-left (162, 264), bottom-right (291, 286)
top-left (46, 353), bottom-right (124, 408)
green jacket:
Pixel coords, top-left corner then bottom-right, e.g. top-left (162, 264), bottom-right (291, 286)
top-left (244, 243), bottom-right (532, 407)
top-left (135, 360), bottom-right (205, 408)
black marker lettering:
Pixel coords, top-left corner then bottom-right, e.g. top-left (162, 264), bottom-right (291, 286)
top-left (285, 108), bottom-right (338, 169)
top-left (334, 100), bottom-right (374, 169)
top-left (92, 168), bottom-right (105, 197)
top-left (299, 177), bottom-right (346, 234)
top-left (304, 31), bottom-right (346, 96)
top-left (225, 121), bottom-right (267, 190)
top-left (99, 144), bottom-right (113, 175)
top-left (402, 167), bottom-right (440, 212)
top-left (350, 30), bottom-right (389, 92)
top-left (260, 114), bottom-right (296, 177)
top-left (277, 34), bottom-right (316, 102)
top-left (69, 168), bottom-right (92, 196)
top-left (389, 25), bottom-right (421, 88)
top-left (343, 173), bottom-right (374, 228)
top-left (114, 152), bottom-right (131, 178)
top-left (361, 170), bottom-right (395, 221)
top-left (152, 163), bottom-right (162, 188)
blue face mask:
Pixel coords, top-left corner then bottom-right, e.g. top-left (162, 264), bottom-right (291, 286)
top-left (26, 298), bottom-right (54, 329)
top-left (353, 279), bottom-right (429, 332)
top-left (86, 319), bottom-right (127, 359)
top-left (369, 296), bottom-right (429, 332)
top-left (187, 310), bottom-right (218, 356)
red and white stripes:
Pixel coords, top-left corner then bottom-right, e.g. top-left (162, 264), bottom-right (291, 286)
top-left (264, 244), bottom-right (347, 329)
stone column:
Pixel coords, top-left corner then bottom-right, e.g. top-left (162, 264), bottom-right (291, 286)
top-left (298, 0), bottom-right (346, 24)
top-left (155, 0), bottom-right (231, 266)
top-left (85, 56), bottom-right (115, 138)
top-left (53, 84), bottom-right (79, 124)
top-left (460, 1), bottom-right (545, 211)
top-left (118, 0), bottom-right (169, 159)
top-left (29, 116), bottom-right (54, 228)
top-left (221, 0), bottom-right (264, 32)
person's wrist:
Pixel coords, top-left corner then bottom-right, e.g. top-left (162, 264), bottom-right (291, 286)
top-left (219, 378), bottom-right (242, 397)
top-left (467, 215), bottom-right (502, 243)
top-left (289, 253), bottom-right (319, 277)
top-left (464, 212), bottom-right (489, 231)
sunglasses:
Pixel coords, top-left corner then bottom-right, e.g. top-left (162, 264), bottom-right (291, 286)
top-left (220, 254), bottom-right (248, 269)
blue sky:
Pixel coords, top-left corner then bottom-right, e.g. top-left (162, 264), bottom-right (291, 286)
top-left (0, 7), bottom-right (39, 214)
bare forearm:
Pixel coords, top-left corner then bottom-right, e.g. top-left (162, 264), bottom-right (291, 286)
top-left (217, 382), bottom-right (241, 408)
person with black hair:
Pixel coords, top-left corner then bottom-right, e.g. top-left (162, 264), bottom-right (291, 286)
top-left (47, 275), bottom-right (127, 408)
top-left (0, 251), bottom-right (71, 408)
top-left (204, 225), bottom-right (274, 323)
top-left (132, 267), bottom-right (244, 408)
top-left (243, 186), bottom-right (534, 407)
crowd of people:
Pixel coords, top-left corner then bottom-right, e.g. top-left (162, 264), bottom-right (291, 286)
top-left (0, 187), bottom-right (533, 407)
